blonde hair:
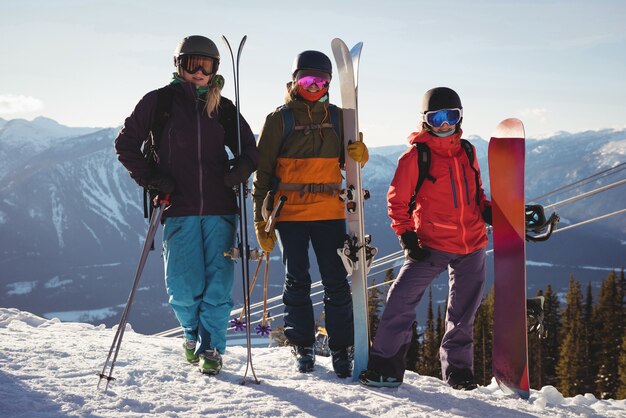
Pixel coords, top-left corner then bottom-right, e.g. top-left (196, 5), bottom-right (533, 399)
top-left (204, 77), bottom-right (222, 117)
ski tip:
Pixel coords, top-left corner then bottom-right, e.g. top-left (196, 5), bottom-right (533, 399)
top-left (491, 118), bottom-right (525, 139)
top-left (331, 38), bottom-right (347, 47)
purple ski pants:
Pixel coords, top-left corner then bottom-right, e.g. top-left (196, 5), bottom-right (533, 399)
top-left (368, 247), bottom-right (486, 382)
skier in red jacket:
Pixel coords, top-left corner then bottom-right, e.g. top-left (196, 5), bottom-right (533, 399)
top-left (360, 87), bottom-right (491, 390)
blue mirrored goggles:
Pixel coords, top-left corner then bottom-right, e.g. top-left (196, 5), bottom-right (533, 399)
top-left (423, 108), bottom-right (463, 128)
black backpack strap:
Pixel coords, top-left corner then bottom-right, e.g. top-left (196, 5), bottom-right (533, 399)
top-left (278, 105), bottom-right (295, 146)
top-left (461, 139), bottom-right (481, 205)
top-left (408, 142), bottom-right (436, 214)
top-left (327, 104), bottom-right (344, 168)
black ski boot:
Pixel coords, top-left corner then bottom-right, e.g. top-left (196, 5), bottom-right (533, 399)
top-left (292, 345), bottom-right (315, 373)
top-left (447, 368), bottom-right (477, 391)
top-left (331, 346), bottom-right (354, 378)
top-left (527, 296), bottom-right (546, 338)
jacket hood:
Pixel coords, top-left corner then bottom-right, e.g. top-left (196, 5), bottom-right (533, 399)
top-left (407, 128), bottom-right (464, 156)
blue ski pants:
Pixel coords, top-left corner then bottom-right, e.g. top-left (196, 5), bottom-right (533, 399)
top-left (162, 215), bottom-right (237, 354)
top-left (368, 247), bottom-right (486, 382)
top-left (275, 220), bottom-right (354, 350)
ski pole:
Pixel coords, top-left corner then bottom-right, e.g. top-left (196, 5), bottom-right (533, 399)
top-left (97, 194), bottom-right (169, 392)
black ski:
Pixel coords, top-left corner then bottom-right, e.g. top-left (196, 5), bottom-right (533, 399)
top-left (221, 34), bottom-right (260, 386)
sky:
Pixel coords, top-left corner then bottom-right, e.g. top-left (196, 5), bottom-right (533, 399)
top-left (2, 307), bottom-right (626, 418)
top-left (1, 0), bottom-right (626, 148)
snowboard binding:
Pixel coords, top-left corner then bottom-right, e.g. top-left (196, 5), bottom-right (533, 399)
top-left (527, 296), bottom-right (547, 339)
top-left (525, 204), bottom-right (560, 242)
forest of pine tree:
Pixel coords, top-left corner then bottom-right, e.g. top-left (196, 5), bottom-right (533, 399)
top-left (368, 267), bottom-right (626, 400)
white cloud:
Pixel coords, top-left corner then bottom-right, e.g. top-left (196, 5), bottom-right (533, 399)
top-left (0, 94), bottom-right (44, 114)
top-left (520, 108), bottom-right (548, 123)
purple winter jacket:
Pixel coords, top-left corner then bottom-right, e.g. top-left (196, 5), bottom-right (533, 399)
top-left (115, 82), bottom-right (258, 217)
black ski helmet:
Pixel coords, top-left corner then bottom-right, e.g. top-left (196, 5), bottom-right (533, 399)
top-left (421, 87), bottom-right (462, 113)
top-left (292, 50), bottom-right (332, 78)
top-left (174, 35), bottom-right (220, 73)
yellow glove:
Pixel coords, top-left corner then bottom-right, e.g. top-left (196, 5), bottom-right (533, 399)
top-left (254, 221), bottom-right (277, 253)
top-left (347, 133), bottom-right (369, 166)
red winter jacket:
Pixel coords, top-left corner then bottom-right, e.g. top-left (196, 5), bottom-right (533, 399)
top-left (387, 129), bottom-right (490, 255)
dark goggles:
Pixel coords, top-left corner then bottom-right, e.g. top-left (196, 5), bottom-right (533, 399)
top-left (180, 55), bottom-right (216, 76)
top-left (423, 108), bottom-right (463, 128)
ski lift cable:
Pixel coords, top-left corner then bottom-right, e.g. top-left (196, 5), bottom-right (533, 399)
top-left (529, 163), bottom-right (625, 202)
top-left (543, 179), bottom-right (626, 210)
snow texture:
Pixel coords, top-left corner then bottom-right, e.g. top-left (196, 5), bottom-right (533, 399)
top-left (1, 308), bottom-right (625, 418)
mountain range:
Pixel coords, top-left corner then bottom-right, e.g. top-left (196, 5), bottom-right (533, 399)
top-left (0, 116), bottom-right (624, 335)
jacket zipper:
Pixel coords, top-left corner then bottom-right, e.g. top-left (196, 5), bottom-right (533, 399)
top-left (449, 166), bottom-right (458, 208)
top-left (196, 100), bottom-right (204, 215)
top-left (452, 156), bottom-right (470, 253)
top-left (462, 165), bottom-right (471, 205)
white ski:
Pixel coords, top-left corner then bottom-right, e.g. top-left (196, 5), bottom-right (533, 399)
top-left (331, 38), bottom-right (376, 381)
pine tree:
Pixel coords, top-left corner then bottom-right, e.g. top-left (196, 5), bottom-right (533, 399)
top-left (405, 320), bottom-right (421, 372)
top-left (436, 304), bottom-right (445, 351)
top-left (473, 287), bottom-right (494, 386)
top-left (542, 284), bottom-right (561, 387)
top-left (418, 286), bottom-right (440, 377)
top-left (556, 276), bottom-right (586, 396)
top-left (582, 282), bottom-right (595, 394)
top-left (528, 289), bottom-right (544, 390)
top-left (368, 278), bottom-right (384, 340)
top-left (592, 272), bottom-right (622, 399)
top-left (617, 333), bottom-right (626, 400)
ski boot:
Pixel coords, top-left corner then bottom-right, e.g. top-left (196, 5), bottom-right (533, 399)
top-left (527, 296), bottom-right (546, 339)
top-left (183, 339), bottom-right (199, 363)
top-left (331, 346), bottom-right (354, 378)
top-left (447, 368), bottom-right (478, 390)
top-left (292, 345), bottom-right (315, 373)
top-left (198, 348), bottom-right (222, 375)
top-left (359, 369), bottom-right (402, 388)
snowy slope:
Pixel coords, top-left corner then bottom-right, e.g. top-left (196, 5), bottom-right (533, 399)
top-left (1, 308), bottom-right (624, 418)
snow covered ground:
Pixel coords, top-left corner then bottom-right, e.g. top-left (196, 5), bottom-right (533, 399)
top-left (1, 308), bottom-right (625, 418)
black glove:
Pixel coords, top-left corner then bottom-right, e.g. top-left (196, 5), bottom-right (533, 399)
top-left (144, 173), bottom-right (175, 195)
top-left (224, 158), bottom-right (252, 188)
top-left (399, 231), bottom-right (430, 262)
top-left (482, 206), bottom-right (492, 225)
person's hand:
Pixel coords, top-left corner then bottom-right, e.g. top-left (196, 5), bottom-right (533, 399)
top-left (399, 231), bottom-right (430, 262)
top-left (347, 132), bottom-right (369, 166)
top-left (482, 205), bottom-right (492, 225)
top-left (144, 173), bottom-right (175, 195)
top-left (224, 158), bottom-right (252, 188)
top-left (254, 221), bottom-right (277, 253)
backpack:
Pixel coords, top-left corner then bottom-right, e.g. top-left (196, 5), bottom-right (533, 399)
top-left (407, 139), bottom-right (481, 214)
top-left (141, 86), bottom-right (239, 218)
top-left (276, 104), bottom-right (344, 167)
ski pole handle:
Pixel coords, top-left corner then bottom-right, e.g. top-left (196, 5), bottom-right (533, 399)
top-left (265, 196), bottom-right (287, 234)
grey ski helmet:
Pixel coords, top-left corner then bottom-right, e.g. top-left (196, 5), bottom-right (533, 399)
top-left (421, 87), bottom-right (462, 113)
top-left (292, 50), bottom-right (332, 77)
top-left (174, 35), bottom-right (220, 73)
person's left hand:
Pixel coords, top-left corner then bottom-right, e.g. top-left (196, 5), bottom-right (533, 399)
top-left (347, 132), bottom-right (369, 167)
top-left (224, 158), bottom-right (251, 188)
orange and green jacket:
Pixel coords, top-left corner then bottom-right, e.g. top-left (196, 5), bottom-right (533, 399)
top-left (253, 97), bottom-right (345, 222)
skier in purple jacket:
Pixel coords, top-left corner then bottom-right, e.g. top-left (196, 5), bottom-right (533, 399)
top-left (115, 35), bottom-right (258, 375)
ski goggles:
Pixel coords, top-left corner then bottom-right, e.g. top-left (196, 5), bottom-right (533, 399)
top-left (180, 55), bottom-right (215, 76)
top-left (296, 74), bottom-right (330, 89)
top-left (423, 108), bottom-right (463, 128)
